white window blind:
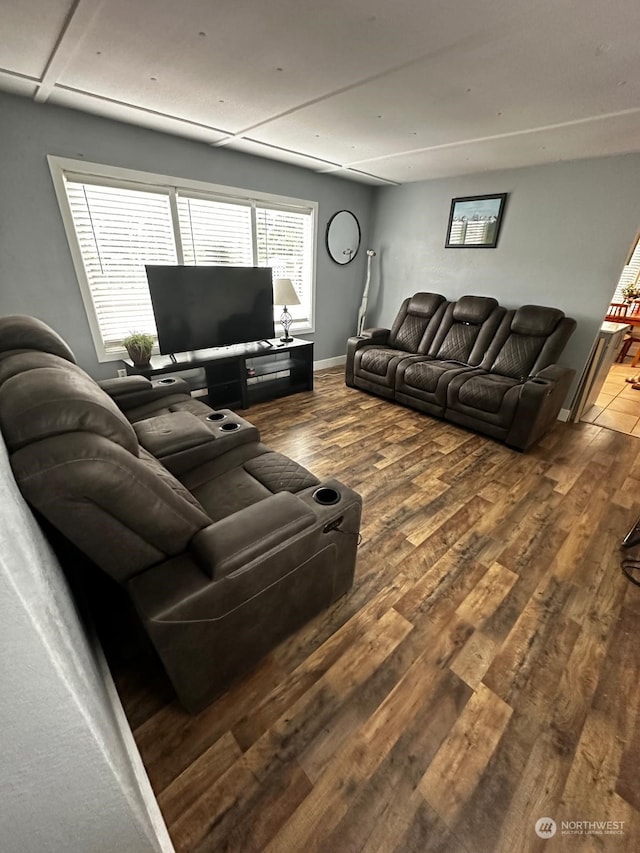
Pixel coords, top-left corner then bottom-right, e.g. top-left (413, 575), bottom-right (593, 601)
top-left (54, 158), bottom-right (316, 361)
top-left (177, 196), bottom-right (253, 266)
top-left (612, 235), bottom-right (640, 301)
top-left (256, 207), bottom-right (313, 323)
top-left (65, 181), bottom-right (176, 351)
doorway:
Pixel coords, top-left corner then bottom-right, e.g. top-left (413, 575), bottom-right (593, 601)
top-left (580, 232), bottom-right (640, 435)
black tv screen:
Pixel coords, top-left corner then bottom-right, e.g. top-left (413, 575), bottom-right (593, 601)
top-left (146, 265), bottom-right (275, 354)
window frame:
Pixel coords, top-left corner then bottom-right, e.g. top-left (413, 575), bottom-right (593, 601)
top-left (611, 231), bottom-right (640, 302)
top-left (48, 155), bottom-right (317, 362)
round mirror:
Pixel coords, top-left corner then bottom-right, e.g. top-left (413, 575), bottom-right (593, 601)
top-left (326, 210), bottom-right (361, 265)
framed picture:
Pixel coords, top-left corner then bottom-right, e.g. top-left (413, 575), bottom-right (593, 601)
top-left (445, 193), bottom-right (507, 248)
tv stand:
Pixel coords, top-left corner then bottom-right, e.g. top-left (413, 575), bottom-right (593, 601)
top-left (123, 338), bottom-right (313, 409)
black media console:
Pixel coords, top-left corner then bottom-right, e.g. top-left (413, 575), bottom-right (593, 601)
top-left (123, 337), bottom-right (314, 409)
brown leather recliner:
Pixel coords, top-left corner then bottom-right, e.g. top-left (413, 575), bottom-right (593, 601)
top-left (345, 292), bottom-right (447, 397)
top-left (394, 295), bottom-right (506, 417)
top-left (345, 293), bottom-right (576, 450)
top-left (0, 316), bottom-right (362, 712)
top-left (445, 305), bottom-right (577, 449)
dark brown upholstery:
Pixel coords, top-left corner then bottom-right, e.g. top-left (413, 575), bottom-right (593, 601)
top-left (346, 296), bottom-right (576, 450)
top-left (346, 293), bottom-right (447, 397)
top-left (0, 314), bottom-right (76, 363)
top-left (0, 315), bottom-right (362, 711)
top-left (446, 305), bottom-right (577, 449)
top-left (395, 295), bottom-right (505, 416)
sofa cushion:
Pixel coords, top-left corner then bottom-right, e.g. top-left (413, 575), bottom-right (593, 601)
top-left (0, 367), bottom-right (139, 455)
top-left (0, 315), bottom-right (76, 363)
top-left (511, 305), bottom-right (564, 337)
top-left (123, 395), bottom-right (214, 423)
top-left (428, 297), bottom-right (505, 366)
top-left (359, 347), bottom-right (413, 377)
top-left (456, 372), bottom-right (520, 415)
top-left (451, 295), bottom-right (499, 325)
top-left (137, 447), bottom-right (208, 513)
top-left (388, 292), bottom-right (446, 353)
top-left (490, 333), bottom-right (546, 380)
top-left (189, 464), bottom-right (274, 522)
top-left (0, 351), bottom-right (86, 388)
top-left (10, 432), bottom-right (211, 582)
top-left (435, 323), bottom-right (482, 362)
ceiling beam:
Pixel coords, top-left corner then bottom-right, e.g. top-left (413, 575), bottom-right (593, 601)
top-left (342, 105), bottom-right (640, 169)
top-left (34, 0), bottom-right (106, 104)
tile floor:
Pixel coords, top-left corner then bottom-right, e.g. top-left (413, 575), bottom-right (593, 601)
top-left (582, 360), bottom-right (640, 436)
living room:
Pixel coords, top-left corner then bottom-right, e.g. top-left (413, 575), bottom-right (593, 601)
top-left (1, 1), bottom-right (640, 851)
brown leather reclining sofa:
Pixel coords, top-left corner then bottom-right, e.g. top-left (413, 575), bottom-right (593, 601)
top-left (0, 315), bottom-right (362, 712)
top-left (346, 293), bottom-right (577, 451)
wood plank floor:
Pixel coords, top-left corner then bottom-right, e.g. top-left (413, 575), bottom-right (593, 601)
top-left (112, 370), bottom-right (640, 853)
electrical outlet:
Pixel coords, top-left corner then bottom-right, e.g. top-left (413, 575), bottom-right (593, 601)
top-left (117, 368), bottom-right (127, 378)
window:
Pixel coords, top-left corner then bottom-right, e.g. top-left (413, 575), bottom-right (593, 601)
top-left (611, 233), bottom-right (640, 302)
top-left (49, 157), bottom-right (316, 361)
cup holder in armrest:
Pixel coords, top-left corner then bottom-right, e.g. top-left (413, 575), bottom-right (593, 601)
top-left (312, 487), bottom-right (341, 506)
top-left (220, 422), bottom-right (240, 432)
top-left (158, 377), bottom-right (177, 385)
top-left (206, 412), bottom-right (226, 421)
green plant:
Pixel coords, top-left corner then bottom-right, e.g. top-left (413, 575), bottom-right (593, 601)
top-left (622, 282), bottom-right (640, 302)
top-left (123, 332), bottom-right (154, 365)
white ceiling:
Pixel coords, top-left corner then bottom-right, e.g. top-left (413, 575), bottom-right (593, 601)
top-left (2, 0), bottom-right (639, 185)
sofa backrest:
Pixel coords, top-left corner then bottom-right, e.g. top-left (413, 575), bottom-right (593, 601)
top-left (427, 295), bottom-right (505, 365)
top-left (0, 364), bottom-right (211, 582)
top-left (0, 350), bottom-right (87, 388)
top-left (388, 293), bottom-right (447, 353)
top-left (480, 305), bottom-right (577, 379)
top-left (0, 315), bottom-right (76, 364)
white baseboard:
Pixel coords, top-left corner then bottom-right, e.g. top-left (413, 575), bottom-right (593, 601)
top-left (314, 354), bottom-right (346, 371)
top-left (558, 408), bottom-right (571, 422)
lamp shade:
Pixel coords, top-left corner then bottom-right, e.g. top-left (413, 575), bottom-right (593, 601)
top-left (273, 278), bottom-right (300, 306)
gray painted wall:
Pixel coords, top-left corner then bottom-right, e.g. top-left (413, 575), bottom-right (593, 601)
top-left (369, 156), bottom-right (640, 404)
top-left (0, 92), bottom-right (373, 378)
top-left (0, 435), bottom-right (173, 853)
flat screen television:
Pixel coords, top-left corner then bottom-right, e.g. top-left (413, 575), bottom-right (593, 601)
top-left (145, 265), bottom-right (275, 355)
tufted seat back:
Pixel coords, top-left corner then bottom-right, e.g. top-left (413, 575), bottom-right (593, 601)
top-left (387, 292), bottom-right (447, 353)
top-left (428, 295), bottom-right (505, 365)
top-left (481, 305), bottom-right (576, 379)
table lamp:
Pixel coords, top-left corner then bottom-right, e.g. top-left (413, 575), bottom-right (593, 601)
top-left (273, 278), bottom-right (300, 342)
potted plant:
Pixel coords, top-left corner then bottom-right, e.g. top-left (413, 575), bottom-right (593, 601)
top-left (123, 332), bottom-right (154, 367)
top-left (622, 283), bottom-right (640, 303)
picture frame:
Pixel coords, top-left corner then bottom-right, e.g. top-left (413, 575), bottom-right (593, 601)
top-left (445, 193), bottom-right (507, 248)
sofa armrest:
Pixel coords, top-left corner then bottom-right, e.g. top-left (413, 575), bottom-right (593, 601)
top-left (505, 365), bottom-right (576, 450)
top-left (360, 327), bottom-right (390, 340)
top-left (345, 327), bottom-right (390, 386)
top-left (99, 375), bottom-right (193, 411)
top-left (532, 364), bottom-right (571, 383)
top-left (190, 492), bottom-right (317, 578)
top-left (127, 480), bottom-right (361, 710)
top-left (133, 410), bottom-right (260, 473)
top-left (134, 411), bottom-right (215, 457)
top-left (129, 479), bottom-right (360, 623)
top-left (98, 375), bottom-right (152, 396)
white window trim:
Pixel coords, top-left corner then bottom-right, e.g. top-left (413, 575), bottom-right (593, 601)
top-left (48, 155), bottom-right (317, 362)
